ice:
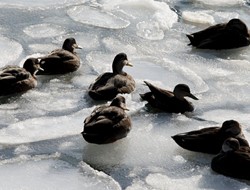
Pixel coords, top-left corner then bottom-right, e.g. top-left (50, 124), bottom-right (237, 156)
top-left (23, 24), bottom-right (66, 38)
top-left (0, 155), bottom-right (121, 190)
top-left (0, 36), bottom-right (23, 67)
top-left (182, 11), bottom-right (215, 25)
top-left (1, 0), bottom-right (250, 189)
top-left (103, 0), bottom-right (178, 40)
top-left (67, 6), bottom-right (130, 29)
top-left (0, 0), bottom-right (84, 9)
top-left (194, 0), bottom-right (244, 6)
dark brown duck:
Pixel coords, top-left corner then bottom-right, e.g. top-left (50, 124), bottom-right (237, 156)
top-left (88, 53), bottom-right (135, 101)
top-left (82, 96), bottom-right (132, 144)
top-left (140, 81), bottom-right (198, 113)
top-left (37, 38), bottom-right (82, 74)
top-left (172, 120), bottom-right (249, 154)
top-left (187, 18), bottom-right (250, 49)
top-left (211, 137), bottom-right (250, 180)
top-left (0, 58), bottom-right (42, 96)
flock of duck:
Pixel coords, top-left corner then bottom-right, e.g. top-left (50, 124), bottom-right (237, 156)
top-left (1, 18), bottom-right (250, 181)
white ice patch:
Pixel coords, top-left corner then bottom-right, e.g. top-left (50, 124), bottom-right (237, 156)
top-left (0, 35), bottom-right (23, 67)
top-left (102, 37), bottom-right (137, 55)
top-left (0, 108), bottom-right (90, 144)
top-left (0, 155), bottom-right (121, 190)
top-left (182, 11), bottom-right (215, 25)
top-left (67, 6), bottom-right (130, 29)
top-left (0, 0), bottom-right (84, 9)
top-left (23, 23), bottom-right (66, 38)
top-left (103, 0), bottom-right (177, 40)
top-left (195, 0), bottom-right (244, 6)
top-left (136, 21), bottom-right (165, 40)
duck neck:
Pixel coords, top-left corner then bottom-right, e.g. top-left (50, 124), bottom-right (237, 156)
top-left (112, 62), bottom-right (124, 75)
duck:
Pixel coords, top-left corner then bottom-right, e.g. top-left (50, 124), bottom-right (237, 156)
top-left (172, 120), bottom-right (249, 154)
top-left (140, 81), bottom-right (198, 113)
top-left (0, 58), bottom-right (42, 96)
top-left (186, 18), bottom-right (250, 49)
top-left (211, 137), bottom-right (250, 180)
top-left (82, 96), bottom-right (132, 144)
top-left (37, 38), bottom-right (82, 75)
top-left (88, 53), bottom-right (135, 101)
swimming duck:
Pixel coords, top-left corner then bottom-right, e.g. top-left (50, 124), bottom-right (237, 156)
top-left (37, 38), bottom-right (82, 74)
top-left (88, 53), bottom-right (135, 101)
top-left (0, 58), bottom-right (42, 96)
top-left (187, 18), bottom-right (250, 49)
top-left (140, 82), bottom-right (198, 113)
top-left (82, 96), bottom-right (132, 144)
top-left (211, 137), bottom-right (250, 180)
top-left (172, 120), bottom-right (249, 154)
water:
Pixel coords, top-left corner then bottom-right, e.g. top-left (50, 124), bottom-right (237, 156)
top-left (0, 0), bottom-right (250, 189)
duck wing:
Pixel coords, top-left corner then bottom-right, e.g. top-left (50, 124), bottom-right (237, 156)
top-left (0, 66), bottom-right (30, 84)
top-left (114, 73), bottom-right (135, 94)
top-left (187, 24), bottom-right (225, 46)
top-left (38, 49), bottom-right (80, 74)
top-left (143, 81), bottom-right (173, 100)
top-left (172, 127), bottom-right (222, 154)
top-left (211, 149), bottom-right (250, 180)
top-left (88, 72), bottom-right (121, 100)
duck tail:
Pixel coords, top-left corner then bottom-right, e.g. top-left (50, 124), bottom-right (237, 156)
top-left (186, 34), bottom-right (194, 46)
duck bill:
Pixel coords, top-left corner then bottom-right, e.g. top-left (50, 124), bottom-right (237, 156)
top-left (125, 60), bottom-right (133, 67)
top-left (73, 43), bottom-right (82, 49)
top-left (120, 103), bottom-right (129, 111)
top-left (38, 65), bottom-right (44, 71)
top-left (188, 93), bottom-right (198, 100)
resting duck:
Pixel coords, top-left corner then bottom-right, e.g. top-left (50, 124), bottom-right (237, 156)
top-left (37, 38), bottom-right (82, 74)
top-left (172, 120), bottom-right (249, 154)
top-left (0, 58), bottom-right (42, 96)
top-left (88, 53), bottom-right (135, 101)
top-left (186, 18), bottom-right (250, 49)
top-left (211, 137), bottom-right (250, 180)
top-left (82, 96), bottom-right (132, 144)
top-left (140, 81), bottom-right (198, 113)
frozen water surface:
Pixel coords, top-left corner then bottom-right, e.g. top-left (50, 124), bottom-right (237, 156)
top-left (24, 23), bottom-right (66, 38)
top-left (0, 36), bottom-right (23, 67)
top-left (67, 6), bottom-right (130, 29)
top-left (0, 0), bottom-right (84, 9)
top-left (0, 0), bottom-right (250, 189)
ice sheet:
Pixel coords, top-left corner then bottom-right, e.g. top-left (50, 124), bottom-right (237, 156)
top-left (0, 0), bottom-right (250, 189)
top-left (24, 23), bottom-right (66, 38)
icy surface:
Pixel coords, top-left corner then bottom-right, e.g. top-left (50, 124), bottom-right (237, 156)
top-left (0, 0), bottom-right (250, 189)
top-left (24, 24), bottom-right (66, 38)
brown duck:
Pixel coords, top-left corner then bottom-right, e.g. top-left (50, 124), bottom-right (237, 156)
top-left (82, 96), bottom-right (132, 144)
top-left (88, 53), bottom-right (135, 101)
top-left (0, 58), bottom-right (42, 96)
top-left (37, 38), bottom-right (82, 74)
top-left (140, 81), bottom-right (198, 113)
top-left (211, 137), bottom-right (250, 180)
top-left (187, 18), bottom-right (250, 49)
top-left (172, 120), bottom-right (249, 154)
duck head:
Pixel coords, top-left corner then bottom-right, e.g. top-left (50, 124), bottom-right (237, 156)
top-left (62, 38), bottom-right (82, 53)
top-left (227, 18), bottom-right (249, 37)
top-left (222, 137), bottom-right (240, 153)
top-left (110, 96), bottom-right (129, 110)
top-left (173, 84), bottom-right (198, 100)
top-left (112, 53), bottom-right (133, 74)
top-left (220, 120), bottom-right (242, 137)
top-left (23, 58), bottom-right (43, 76)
